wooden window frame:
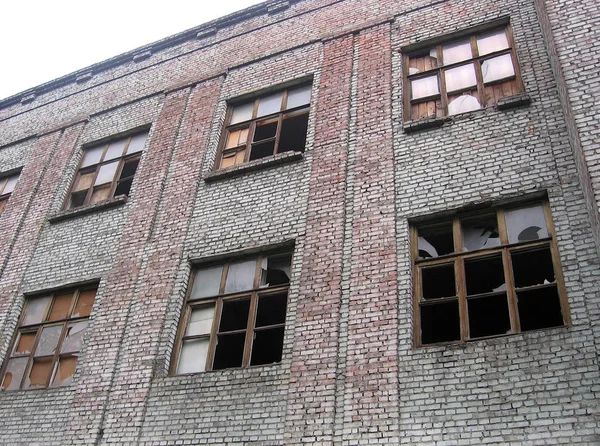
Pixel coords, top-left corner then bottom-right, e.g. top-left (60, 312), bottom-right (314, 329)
top-left (64, 132), bottom-right (148, 210)
top-left (172, 253), bottom-right (291, 374)
top-left (0, 171), bottom-right (20, 215)
top-left (411, 201), bottom-right (570, 347)
top-left (216, 84), bottom-right (311, 170)
top-left (0, 285), bottom-right (98, 391)
top-left (403, 25), bottom-right (524, 121)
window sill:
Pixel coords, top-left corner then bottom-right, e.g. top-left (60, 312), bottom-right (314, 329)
top-left (496, 93), bottom-right (531, 110)
top-left (204, 151), bottom-right (303, 182)
top-left (48, 195), bottom-right (128, 223)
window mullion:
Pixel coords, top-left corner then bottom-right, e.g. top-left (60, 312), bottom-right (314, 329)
top-left (471, 37), bottom-right (486, 108)
top-left (273, 114), bottom-right (284, 155)
top-left (410, 226), bottom-right (423, 346)
top-left (243, 292), bottom-right (259, 367)
top-left (453, 218), bottom-right (469, 340)
top-left (502, 248), bottom-right (520, 333)
top-left (47, 322), bottom-right (70, 387)
top-left (245, 122), bottom-right (257, 163)
top-left (206, 298), bottom-right (224, 371)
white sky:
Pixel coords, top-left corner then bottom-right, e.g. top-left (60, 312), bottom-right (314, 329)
top-left (0, 0), bottom-right (266, 101)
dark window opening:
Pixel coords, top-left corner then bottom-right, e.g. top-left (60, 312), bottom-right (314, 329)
top-left (279, 113), bottom-right (309, 153)
top-left (468, 293), bottom-right (510, 338)
top-left (511, 247), bottom-right (555, 288)
top-left (421, 300), bottom-right (461, 344)
top-left (250, 140), bottom-right (276, 161)
top-left (213, 333), bottom-right (245, 370)
top-left (219, 299), bottom-right (250, 332)
top-left (518, 286), bottom-right (563, 331)
top-left (418, 223), bottom-right (454, 258)
top-left (251, 327), bottom-right (285, 366)
top-left (465, 255), bottom-right (505, 295)
top-left (422, 264), bottom-right (456, 299)
top-left (256, 294), bottom-right (287, 327)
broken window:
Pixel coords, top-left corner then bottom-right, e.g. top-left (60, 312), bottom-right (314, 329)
top-left (412, 201), bottom-right (569, 346)
top-left (65, 131), bottom-right (148, 209)
top-left (403, 26), bottom-right (523, 121)
top-left (217, 84), bottom-right (311, 169)
top-left (173, 252), bottom-right (292, 374)
top-left (0, 171), bottom-right (21, 215)
top-left (1, 285), bottom-right (97, 390)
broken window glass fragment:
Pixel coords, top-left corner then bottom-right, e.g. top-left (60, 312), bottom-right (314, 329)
top-left (448, 95), bottom-right (481, 115)
top-left (511, 246), bottom-right (555, 288)
top-left (261, 255), bottom-right (292, 287)
top-left (418, 224), bottom-right (454, 259)
top-left (505, 205), bottom-right (548, 243)
top-left (15, 332), bottom-right (36, 355)
top-left (61, 321), bottom-right (88, 353)
top-left (51, 355), bottom-right (77, 387)
top-left (213, 333), bottom-right (245, 370)
top-left (1, 357), bottom-right (28, 391)
top-left (25, 357), bottom-right (53, 389)
top-left (462, 215), bottom-right (501, 251)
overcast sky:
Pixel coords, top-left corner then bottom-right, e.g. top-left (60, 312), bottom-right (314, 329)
top-left (0, 1), bottom-right (266, 101)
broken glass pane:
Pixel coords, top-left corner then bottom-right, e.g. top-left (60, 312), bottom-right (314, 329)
top-left (177, 338), bottom-right (209, 374)
top-left (15, 332), bottom-right (36, 355)
top-left (61, 321), bottom-right (88, 353)
top-left (477, 30), bottom-right (509, 56)
top-left (511, 246), bottom-right (555, 288)
top-left (34, 325), bottom-right (63, 357)
top-left (25, 357), bottom-right (53, 389)
top-left (186, 305), bottom-right (214, 336)
top-left (468, 293), bottom-right (510, 338)
top-left (261, 255), bottom-right (292, 287)
top-left (253, 120), bottom-right (278, 142)
top-left (286, 85), bottom-right (311, 109)
top-left (465, 254), bottom-right (505, 295)
top-left (126, 133), bottom-right (148, 154)
top-left (224, 260), bottom-right (256, 293)
top-left (251, 327), bottom-right (285, 366)
top-left (447, 95), bottom-right (481, 115)
top-left (23, 296), bottom-right (51, 325)
top-left (94, 161), bottom-right (119, 186)
top-left (443, 40), bottom-right (472, 65)
top-left (420, 300), bottom-right (460, 344)
top-left (48, 293), bottom-right (73, 321)
top-left (518, 285), bottom-right (563, 331)
top-left (119, 158), bottom-right (139, 180)
top-left (418, 223), bottom-right (454, 258)
top-left (505, 204), bottom-right (548, 243)
top-left (421, 264), bottom-right (456, 299)
top-left (81, 146), bottom-right (104, 167)
top-left (409, 67), bottom-right (420, 75)
top-left (279, 113), bottom-right (309, 153)
top-left (444, 63), bottom-right (477, 92)
top-left (256, 293), bottom-right (288, 326)
top-left (411, 75), bottom-right (439, 100)
top-left (462, 215), bottom-right (501, 251)
top-left (51, 355), bottom-right (77, 387)
top-left (482, 54), bottom-right (515, 83)
top-left (191, 266), bottom-right (223, 299)
top-left (257, 92), bottom-right (283, 117)
top-left (230, 102), bottom-right (254, 125)
top-left (219, 299), bottom-right (250, 332)
top-left (1, 357), bottom-right (28, 391)
top-left (73, 290), bottom-right (96, 317)
top-left (104, 139), bottom-right (127, 161)
top-left (213, 333), bottom-right (245, 370)
top-left (3, 175), bottom-right (18, 194)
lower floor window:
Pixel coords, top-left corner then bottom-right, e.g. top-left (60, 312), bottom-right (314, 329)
top-left (412, 201), bottom-right (570, 346)
top-left (1, 285), bottom-right (97, 390)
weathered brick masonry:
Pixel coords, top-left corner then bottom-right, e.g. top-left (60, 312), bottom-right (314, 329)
top-left (0, 0), bottom-right (598, 445)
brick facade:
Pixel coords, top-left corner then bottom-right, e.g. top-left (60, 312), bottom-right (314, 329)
top-left (0, 0), bottom-right (598, 445)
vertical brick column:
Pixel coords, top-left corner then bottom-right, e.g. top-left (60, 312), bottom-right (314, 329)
top-left (0, 125), bottom-right (85, 341)
top-left (284, 35), bottom-right (354, 445)
top-left (341, 24), bottom-right (399, 444)
top-left (99, 78), bottom-right (223, 443)
top-left (64, 90), bottom-right (192, 444)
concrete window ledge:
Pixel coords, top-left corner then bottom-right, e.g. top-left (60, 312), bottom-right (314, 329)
top-left (48, 195), bottom-right (128, 223)
top-left (204, 151), bottom-right (303, 182)
top-left (403, 116), bottom-right (444, 134)
top-left (497, 93), bottom-right (532, 110)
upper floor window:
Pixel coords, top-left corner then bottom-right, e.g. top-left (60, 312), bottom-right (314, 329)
top-left (1, 285), bottom-right (97, 390)
top-left (411, 201), bottom-right (569, 347)
top-left (404, 26), bottom-right (523, 121)
top-left (217, 84), bottom-right (311, 169)
top-left (173, 252), bottom-right (292, 374)
top-left (66, 132), bottom-right (148, 209)
top-left (0, 172), bottom-right (20, 215)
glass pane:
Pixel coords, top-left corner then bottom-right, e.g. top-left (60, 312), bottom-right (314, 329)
top-left (94, 161), bottom-right (119, 186)
top-left (177, 338), bottom-right (209, 374)
top-left (444, 63), bottom-right (477, 92)
top-left (421, 264), bottom-right (456, 299)
top-left (191, 266), bottom-right (223, 299)
top-left (251, 326), bottom-right (285, 366)
top-left (286, 85), bottom-right (311, 109)
top-left (81, 146), bottom-right (104, 168)
top-left (25, 357), bottom-right (53, 389)
top-left (230, 102), bottom-right (254, 125)
top-left (505, 204), bottom-right (548, 244)
top-left (464, 255), bottom-right (505, 295)
top-left (213, 333), bottom-right (245, 370)
top-left (48, 293), bottom-right (73, 321)
top-left (511, 246), bottom-right (555, 288)
top-left (462, 215), bottom-right (501, 251)
top-left (468, 293), bottom-right (510, 338)
top-left (51, 355), bottom-right (77, 387)
top-left (411, 75), bottom-right (439, 100)
top-left (34, 325), bottom-right (63, 357)
top-left (257, 92), bottom-right (283, 117)
top-left (477, 30), bottom-right (509, 56)
top-left (418, 224), bottom-right (454, 258)
top-left (518, 286), bottom-right (563, 331)
top-left (1, 357), bottom-right (28, 391)
top-left (126, 133), bottom-right (148, 154)
top-left (219, 299), bottom-right (250, 332)
top-left (224, 260), bottom-right (257, 294)
top-left (3, 175), bottom-right (18, 194)
top-left (73, 290), bottom-right (96, 317)
top-left (443, 40), bottom-right (472, 65)
top-left (447, 95), bottom-right (481, 115)
top-left (61, 321), bottom-right (88, 353)
top-left (260, 254), bottom-right (292, 287)
top-left (186, 305), bottom-right (214, 336)
top-left (15, 332), bottom-right (36, 355)
top-left (421, 300), bottom-right (460, 344)
top-left (256, 293), bottom-right (288, 326)
top-left (482, 54), bottom-right (515, 83)
top-left (253, 121), bottom-right (278, 142)
top-left (22, 296), bottom-right (51, 325)
top-left (73, 171), bottom-right (95, 192)
top-left (104, 139), bottom-right (127, 161)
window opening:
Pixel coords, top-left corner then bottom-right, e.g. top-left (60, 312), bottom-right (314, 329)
top-left (0, 172), bottom-right (20, 215)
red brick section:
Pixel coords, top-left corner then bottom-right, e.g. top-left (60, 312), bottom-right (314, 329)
top-left (64, 89), bottom-right (192, 443)
top-left (343, 24), bottom-right (399, 443)
top-left (0, 126), bottom-right (84, 331)
top-left (284, 35), bottom-right (354, 444)
top-left (100, 78), bottom-right (224, 443)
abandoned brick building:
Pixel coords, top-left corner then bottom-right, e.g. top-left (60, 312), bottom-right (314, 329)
top-left (0, 0), bottom-right (599, 444)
